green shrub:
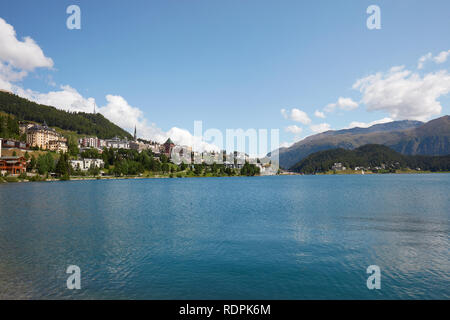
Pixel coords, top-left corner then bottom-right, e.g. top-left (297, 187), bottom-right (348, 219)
top-left (18, 172), bottom-right (28, 180)
top-left (28, 175), bottom-right (44, 182)
top-left (4, 176), bottom-right (19, 183)
top-left (59, 174), bottom-right (70, 181)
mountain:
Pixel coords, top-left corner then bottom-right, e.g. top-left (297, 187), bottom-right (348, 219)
top-left (291, 144), bottom-right (450, 174)
top-left (0, 91), bottom-right (132, 139)
top-left (276, 116), bottom-right (450, 169)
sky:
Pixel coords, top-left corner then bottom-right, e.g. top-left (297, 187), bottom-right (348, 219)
top-left (1, 0), bottom-right (450, 151)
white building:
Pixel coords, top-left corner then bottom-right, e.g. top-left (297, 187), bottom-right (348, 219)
top-left (104, 137), bottom-right (130, 149)
top-left (331, 162), bottom-right (346, 171)
top-left (70, 158), bottom-right (104, 171)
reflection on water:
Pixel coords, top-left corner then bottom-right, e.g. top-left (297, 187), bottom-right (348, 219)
top-left (0, 174), bottom-right (449, 299)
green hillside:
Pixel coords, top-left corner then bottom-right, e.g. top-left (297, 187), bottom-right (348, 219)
top-left (291, 144), bottom-right (450, 173)
top-left (0, 91), bottom-right (132, 139)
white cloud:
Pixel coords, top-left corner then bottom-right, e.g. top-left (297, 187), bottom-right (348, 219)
top-left (324, 97), bottom-right (358, 112)
top-left (284, 125), bottom-right (303, 134)
top-left (12, 84), bottom-right (219, 151)
top-left (0, 18), bottom-right (53, 73)
top-left (417, 52), bottom-right (432, 70)
top-left (417, 50), bottom-right (450, 69)
top-left (167, 127), bottom-right (220, 152)
top-left (353, 65), bottom-right (450, 121)
top-left (279, 141), bottom-right (292, 149)
top-left (281, 108), bottom-right (311, 124)
top-left (310, 123), bottom-right (331, 133)
top-left (279, 135), bottom-right (305, 149)
top-left (0, 62), bottom-right (28, 81)
top-left (18, 85), bottom-right (95, 113)
top-left (434, 50), bottom-right (450, 64)
top-left (0, 75), bottom-right (13, 92)
top-left (346, 117), bottom-right (393, 129)
top-left (291, 109), bottom-right (311, 124)
top-left (314, 110), bottom-right (325, 118)
top-left (96, 95), bottom-right (219, 150)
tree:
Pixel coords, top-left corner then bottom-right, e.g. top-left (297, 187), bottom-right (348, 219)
top-left (68, 136), bottom-right (79, 156)
top-left (55, 152), bottom-right (70, 176)
top-left (194, 164), bottom-right (202, 175)
top-left (81, 148), bottom-right (100, 159)
top-left (88, 163), bottom-right (100, 176)
top-left (28, 155), bottom-right (36, 172)
top-left (37, 153), bottom-right (55, 174)
top-left (160, 154), bottom-right (168, 163)
top-left (240, 162), bottom-right (260, 176)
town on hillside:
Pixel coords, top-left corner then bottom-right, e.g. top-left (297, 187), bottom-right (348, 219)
top-left (0, 119), bottom-right (274, 181)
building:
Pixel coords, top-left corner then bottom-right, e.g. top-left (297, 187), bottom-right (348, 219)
top-left (150, 144), bottom-right (161, 155)
top-left (69, 158), bottom-right (104, 171)
top-left (104, 137), bottom-right (130, 149)
top-left (1, 139), bottom-right (28, 150)
top-left (331, 162), bottom-right (346, 171)
top-left (26, 122), bottom-right (68, 152)
top-left (163, 138), bottom-right (175, 156)
top-left (48, 140), bottom-right (68, 153)
top-left (0, 156), bottom-right (27, 175)
top-left (79, 137), bottom-right (102, 149)
top-left (129, 140), bottom-right (145, 151)
top-left (19, 122), bottom-right (34, 135)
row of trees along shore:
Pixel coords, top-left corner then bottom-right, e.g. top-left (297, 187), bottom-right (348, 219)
top-left (20, 147), bottom-right (261, 180)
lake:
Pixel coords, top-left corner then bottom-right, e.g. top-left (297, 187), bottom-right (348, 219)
top-left (0, 174), bottom-right (449, 299)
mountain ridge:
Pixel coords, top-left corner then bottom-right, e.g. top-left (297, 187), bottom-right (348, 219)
top-left (276, 115), bottom-right (450, 169)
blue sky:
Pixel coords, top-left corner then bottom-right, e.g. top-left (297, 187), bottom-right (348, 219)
top-left (1, 0), bottom-right (450, 149)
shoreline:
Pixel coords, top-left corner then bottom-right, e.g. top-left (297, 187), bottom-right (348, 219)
top-left (0, 173), bottom-right (266, 184)
top-left (2, 170), bottom-right (450, 184)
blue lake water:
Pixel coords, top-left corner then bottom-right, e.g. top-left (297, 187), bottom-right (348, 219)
top-left (0, 174), bottom-right (449, 299)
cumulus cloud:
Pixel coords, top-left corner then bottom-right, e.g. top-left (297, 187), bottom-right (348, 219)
top-left (285, 125), bottom-right (303, 134)
top-left (167, 127), bottom-right (220, 152)
top-left (352, 65), bottom-right (450, 121)
top-left (98, 94), bottom-right (171, 144)
top-left (434, 50), bottom-right (450, 64)
top-left (310, 123), bottom-right (331, 133)
top-left (0, 18), bottom-right (53, 75)
top-left (314, 110), bottom-right (325, 118)
top-left (417, 50), bottom-right (450, 69)
top-left (324, 97), bottom-right (358, 112)
top-left (19, 85), bottom-right (95, 113)
top-left (346, 117), bottom-right (393, 129)
top-left (281, 108), bottom-right (311, 124)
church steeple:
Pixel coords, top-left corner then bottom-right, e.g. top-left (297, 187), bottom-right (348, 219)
top-left (134, 125), bottom-right (137, 141)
